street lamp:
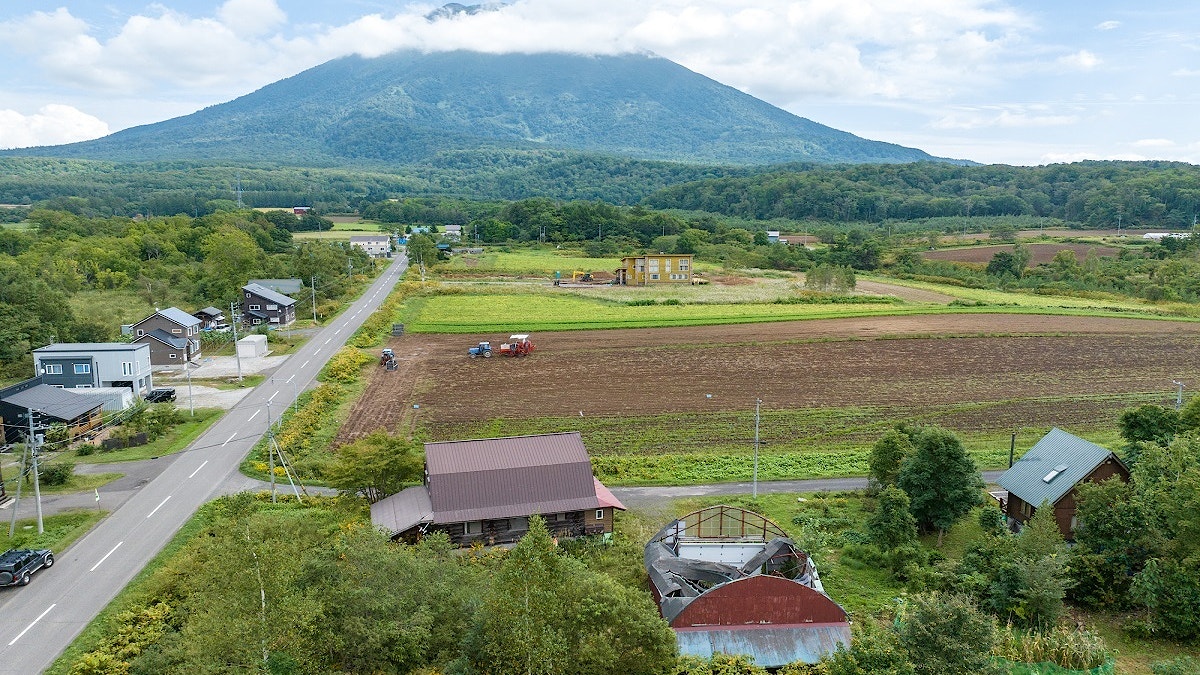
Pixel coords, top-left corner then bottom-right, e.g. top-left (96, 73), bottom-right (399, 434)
top-left (1173, 380), bottom-right (1185, 410)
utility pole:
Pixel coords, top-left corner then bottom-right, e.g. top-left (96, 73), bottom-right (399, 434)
top-left (752, 398), bottom-right (761, 500)
top-left (28, 410), bottom-right (43, 534)
top-left (1173, 380), bottom-right (1185, 410)
top-left (230, 300), bottom-right (243, 382)
top-left (1117, 214), bottom-right (1122, 237)
top-left (310, 276), bottom-right (318, 323)
top-left (185, 360), bottom-right (194, 416)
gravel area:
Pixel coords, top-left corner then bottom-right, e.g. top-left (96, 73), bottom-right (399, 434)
top-left (153, 354), bottom-right (291, 409)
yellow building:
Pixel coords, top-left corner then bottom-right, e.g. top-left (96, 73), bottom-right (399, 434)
top-left (616, 254), bottom-right (693, 285)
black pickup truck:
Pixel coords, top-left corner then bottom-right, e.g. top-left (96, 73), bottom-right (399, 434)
top-left (146, 388), bottom-right (176, 403)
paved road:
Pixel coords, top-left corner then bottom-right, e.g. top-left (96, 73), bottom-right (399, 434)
top-left (611, 471), bottom-right (1005, 513)
top-left (0, 255), bottom-right (407, 674)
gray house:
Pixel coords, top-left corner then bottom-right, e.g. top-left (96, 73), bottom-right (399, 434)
top-left (131, 307), bottom-right (203, 366)
top-left (241, 283), bottom-right (297, 327)
top-left (32, 343), bottom-right (153, 396)
top-left (0, 378), bottom-right (104, 446)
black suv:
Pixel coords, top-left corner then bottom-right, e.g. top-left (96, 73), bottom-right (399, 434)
top-left (146, 388), bottom-right (176, 403)
top-left (0, 549), bottom-right (54, 587)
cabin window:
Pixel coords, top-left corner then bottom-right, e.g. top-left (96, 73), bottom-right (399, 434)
top-left (465, 521), bottom-right (482, 535)
top-left (266, 304), bottom-right (277, 310)
top-left (649, 260), bottom-right (660, 273)
top-left (74, 363), bottom-right (91, 374)
top-left (650, 274), bottom-right (660, 280)
top-left (44, 364), bottom-right (62, 374)
top-left (510, 517), bottom-right (528, 531)
top-left (122, 361), bottom-right (134, 376)
top-left (172, 328), bottom-right (181, 334)
top-left (1070, 514), bottom-right (1078, 532)
top-left (168, 353), bottom-right (177, 359)
top-left (595, 509), bottom-right (604, 520)
top-left (1021, 501), bottom-right (1032, 518)
top-left (249, 304), bottom-right (260, 311)
top-left (679, 259), bottom-right (690, 271)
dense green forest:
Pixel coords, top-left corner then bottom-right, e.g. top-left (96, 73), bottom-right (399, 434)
top-left (0, 154), bottom-right (754, 212)
top-left (645, 160), bottom-right (1200, 229)
top-left (0, 207), bottom-right (371, 378)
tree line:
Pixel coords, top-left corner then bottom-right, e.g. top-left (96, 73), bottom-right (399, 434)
top-left (644, 160), bottom-right (1200, 229)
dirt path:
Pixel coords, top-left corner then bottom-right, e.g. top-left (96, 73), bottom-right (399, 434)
top-left (854, 279), bottom-right (956, 304)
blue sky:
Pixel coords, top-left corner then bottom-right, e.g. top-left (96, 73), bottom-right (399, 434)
top-left (2, 1), bottom-right (1198, 166)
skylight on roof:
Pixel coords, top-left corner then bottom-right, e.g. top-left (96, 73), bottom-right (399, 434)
top-left (1043, 464), bottom-right (1069, 483)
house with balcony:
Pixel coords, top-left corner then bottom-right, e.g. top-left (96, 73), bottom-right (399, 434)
top-left (371, 432), bottom-right (625, 546)
top-left (616, 254), bottom-right (693, 285)
top-left (131, 308), bottom-right (202, 367)
top-left (241, 283), bottom-right (297, 327)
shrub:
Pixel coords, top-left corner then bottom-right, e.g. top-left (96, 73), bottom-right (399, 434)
top-left (75, 443), bottom-right (97, 456)
top-left (319, 347), bottom-right (372, 384)
top-left (39, 461), bottom-right (74, 486)
top-left (1151, 656), bottom-right (1200, 675)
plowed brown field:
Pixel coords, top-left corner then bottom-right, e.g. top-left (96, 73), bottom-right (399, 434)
top-left (336, 313), bottom-right (1200, 446)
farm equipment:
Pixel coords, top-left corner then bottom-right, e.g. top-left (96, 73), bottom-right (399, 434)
top-left (572, 271), bottom-right (594, 282)
top-left (498, 334), bottom-right (535, 357)
top-left (380, 348), bottom-right (397, 370)
top-left (468, 341), bottom-right (493, 358)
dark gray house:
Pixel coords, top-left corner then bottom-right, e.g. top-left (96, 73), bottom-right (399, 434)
top-left (0, 378), bottom-right (104, 446)
top-left (131, 307), bottom-right (203, 366)
top-left (371, 432), bottom-right (625, 546)
top-left (32, 343), bottom-right (153, 396)
top-left (998, 428), bottom-right (1130, 538)
top-left (241, 283), bottom-right (297, 327)
top-left (193, 306), bottom-right (226, 330)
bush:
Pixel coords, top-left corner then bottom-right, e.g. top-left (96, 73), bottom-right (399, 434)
top-left (319, 347), bottom-right (372, 384)
top-left (75, 443), bottom-right (98, 456)
top-left (39, 461), bottom-right (75, 486)
top-left (1151, 656), bottom-right (1200, 675)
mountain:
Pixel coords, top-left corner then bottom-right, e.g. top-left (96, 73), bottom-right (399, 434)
top-left (6, 50), bottom-right (950, 166)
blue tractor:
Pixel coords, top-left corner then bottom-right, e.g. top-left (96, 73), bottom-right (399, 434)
top-left (468, 341), bottom-right (493, 358)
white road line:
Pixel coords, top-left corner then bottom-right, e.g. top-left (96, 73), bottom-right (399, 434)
top-left (324, 338), bottom-right (331, 345)
top-left (248, 410), bottom-right (260, 422)
top-left (8, 605), bottom-right (55, 646)
top-left (301, 360), bottom-right (310, 369)
top-left (286, 374), bottom-right (295, 383)
top-left (222, 432), bottom-right (237, 447)
top-left (268, 391), bottom-right (279, 402)
top-left (334, 329), bottom-right (341, 335)
top-left (90, 542), bottom-right (123, 572)
top-left (146, 496), bottom-right (171, 519)
top-left (188, 461), bottom-right (208, 479)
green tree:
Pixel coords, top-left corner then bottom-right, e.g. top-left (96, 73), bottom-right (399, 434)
top-left (896, 593), bottom-right (998, 675)
top-left (1177, 395), bottom-right (1200, 432)
top-left (1119, 404), bottom-right (1179, 448)
top-left (869, 428), bottom-right (915, 489)
top-left (897, 427), bottom-right (984, 545)
top-left (324, 430), bottom-right (424, 503)
top-left (867, 486), bottom-right (918, 552)
top-left (825, 621), bottom-right (914, 675)
top-left (464, 516), bottom-right (675, 675)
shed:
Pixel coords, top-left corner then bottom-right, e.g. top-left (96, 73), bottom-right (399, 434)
top-left (236, 335), bottom-right (268, 358)
top-left (71, 387), bottom-right (135, 412)
top-left (998, 428), bottom-right (1129, 538)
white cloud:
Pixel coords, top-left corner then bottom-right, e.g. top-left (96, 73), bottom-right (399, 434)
top-left (1057, 49), bottom-right (1100, 70)
top-left (1, 0), bottom-right (1031, 105)
top-left (1132, 138), bottom-right (1175, 148)
top-left (1096, 20), bottom-right (1120, 31)
top-left (0, 105), bottom-right (110, 149)
top-left (217, 0), bottom-right (287, 37)
top-left (932, 106), bottom-right (1078, 130)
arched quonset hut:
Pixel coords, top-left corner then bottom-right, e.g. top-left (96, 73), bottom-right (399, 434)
top-left (645, 505), bottom-right (850, 667)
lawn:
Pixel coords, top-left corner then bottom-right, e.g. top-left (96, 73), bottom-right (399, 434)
top-left (73, 408), bottom-right (223, 464)
top-left (0, 510), bottom-right (106, 554)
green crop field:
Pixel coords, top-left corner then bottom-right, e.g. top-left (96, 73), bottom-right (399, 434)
top-left (438, 249), bottom-right (622, 276)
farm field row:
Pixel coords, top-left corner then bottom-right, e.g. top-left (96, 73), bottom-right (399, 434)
top-left (338, 313), bottom-right (1200, 484)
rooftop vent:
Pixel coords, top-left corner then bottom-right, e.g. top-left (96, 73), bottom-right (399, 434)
top-left (1043, 464), bottom-right (1069, 483)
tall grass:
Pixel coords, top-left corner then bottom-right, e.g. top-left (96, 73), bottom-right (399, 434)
top-left (992, 623), bottom-right (1114, 670)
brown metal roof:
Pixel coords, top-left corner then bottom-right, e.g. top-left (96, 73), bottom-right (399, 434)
top-left (424, 432), bottom-right (606, 524)
top-left (425, 432), bottom-right (590, 474)
top-left (370, 485), bottom-right (433, 537)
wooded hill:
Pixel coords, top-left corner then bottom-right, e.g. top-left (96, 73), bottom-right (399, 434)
top-left (644, 160), bottom-right (1200, 229)
top-left (2, 50), bottom-right (943, 167)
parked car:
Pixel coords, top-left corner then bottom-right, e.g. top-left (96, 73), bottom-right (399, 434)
top-left (0, 549), bottom-right (54, 587)
top-left (146, 388), bottom-right (176, 403)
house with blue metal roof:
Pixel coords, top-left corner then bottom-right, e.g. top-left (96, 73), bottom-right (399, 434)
top-left (998, 428), bottom-right (1129, 538)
